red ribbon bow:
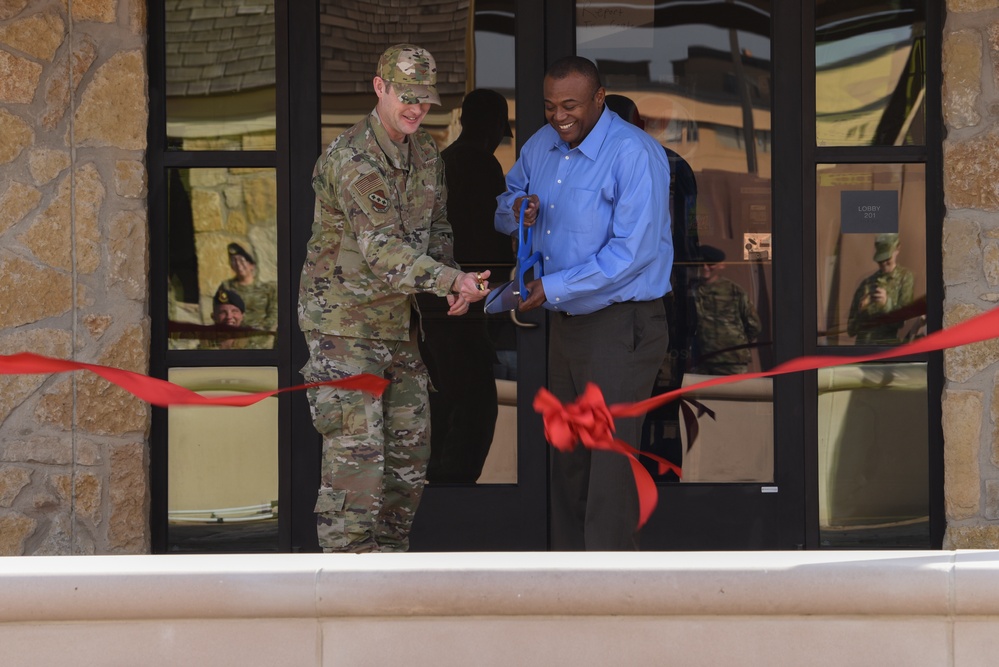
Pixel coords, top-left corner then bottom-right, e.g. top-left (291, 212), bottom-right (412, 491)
top-left (534, 383), bottom-right (682, 529)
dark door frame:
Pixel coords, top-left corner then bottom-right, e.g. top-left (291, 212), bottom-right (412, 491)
top-left (149, 0), bottom-right (945, 553)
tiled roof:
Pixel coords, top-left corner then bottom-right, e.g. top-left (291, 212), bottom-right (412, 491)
top-left (319, 0), bottom-right (469, 97)
top-left (165, 0), bottom-right (276, 97)
top-left (164, 0), bottom-right (470, 100)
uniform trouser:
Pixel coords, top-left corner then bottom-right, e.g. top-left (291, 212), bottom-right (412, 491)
top-left (548, 300), bottom-right (668, 551)
top-left (301, 330), bottom-right (430, 553)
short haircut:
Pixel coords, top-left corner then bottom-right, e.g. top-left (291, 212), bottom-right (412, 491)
top-left (545, 56), bottom-right (602, 90)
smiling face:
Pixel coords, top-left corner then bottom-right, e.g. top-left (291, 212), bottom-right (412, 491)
top-left (229, 254), bottom-right (255, 284)
top-left (543, 71), bottom-right (605, 149)
top-left (213, 303), bottom-right (243, 328)
top-left (374, 76), bottom-right (431, 143)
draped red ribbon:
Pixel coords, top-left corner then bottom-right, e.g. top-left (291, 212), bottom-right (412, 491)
top-left (535, 306), bottom-right (999, 530)
top-left (0, 352), bottom-right (388, 406)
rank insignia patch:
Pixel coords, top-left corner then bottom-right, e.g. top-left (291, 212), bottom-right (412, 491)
top-left (368, 190), bottom-right (389, 212)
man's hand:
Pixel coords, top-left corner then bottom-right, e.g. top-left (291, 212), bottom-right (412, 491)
top-left (518, 278), bottom-right (546, 312)
top-left (870, 286), bottom-right (887, 306)
top-left (452, 270), bottom-right (491, 304)
top-left (446, 293), bottom-right (469, 316)
top-left (514, 194), bottom-right (540, 228)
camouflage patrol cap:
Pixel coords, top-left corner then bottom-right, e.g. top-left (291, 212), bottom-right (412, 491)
top-left (213, 286), bottom-right (245, 313)
top-left (377, 44), bottom-right (440, 105)
top-left (873, 233), bottom-right (899, 262)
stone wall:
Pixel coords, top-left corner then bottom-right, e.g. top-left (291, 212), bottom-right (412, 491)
top-left (0, 0), bottom-right (149, 555)
top-left (942, 0), bottom-right (999, 548)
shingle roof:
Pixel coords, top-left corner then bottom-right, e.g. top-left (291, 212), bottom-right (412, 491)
top-left (165, 0), bottom-right (276, 97)
top-left (319, 0), bottom-right (469, 97)
top-left (164, 0), bottom-right (470, 99)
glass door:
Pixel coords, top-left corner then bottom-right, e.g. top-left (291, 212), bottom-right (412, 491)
top-left (287, 0), bottom-right (550, 551)
top-left (568, 0), bottom-right (790, 549)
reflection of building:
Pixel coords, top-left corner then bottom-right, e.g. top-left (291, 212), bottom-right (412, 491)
top-left (165, 1), bottom-right (279, 330)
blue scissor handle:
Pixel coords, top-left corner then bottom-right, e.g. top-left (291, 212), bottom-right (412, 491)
top-left (517, 198), bottom-right (544, 298)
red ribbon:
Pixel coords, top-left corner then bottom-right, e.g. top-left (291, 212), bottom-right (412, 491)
top-left (0, 352), bottom-right (388, 407)
top-left (535, 306), bottom-right (999, 529)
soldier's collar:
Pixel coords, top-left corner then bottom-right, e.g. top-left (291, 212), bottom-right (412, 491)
top-left (369, 110), bottom-right (430, 170)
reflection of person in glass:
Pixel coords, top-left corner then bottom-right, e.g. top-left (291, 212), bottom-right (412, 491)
top-left (604, 94), bottom-right (699, 388)
top-left (297, 44), bottom-right (490, 553)
top-left (200, 287), bottom-right (256, 350)
top-left (847, 233), bottom-right (914, 345)
top-left (496, 56), bottom-right (672, 551)
top-left (218, 242), bottom-right (277, 338)
top-left (418, 89), bottom-right (513, 483)
top-left (690, 245), bottom-right (762, 375)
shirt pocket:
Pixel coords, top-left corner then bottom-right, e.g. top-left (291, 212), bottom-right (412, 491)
top-left (560, 187), bottom-right (607, 233)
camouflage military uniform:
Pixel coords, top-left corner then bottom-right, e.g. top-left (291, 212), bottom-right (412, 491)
top-left (692, 277), bottom-right (762, 375)
top-left (847, 266), bottom-right (914, 345)
top-left (298, 107), bottom-right (462, 553)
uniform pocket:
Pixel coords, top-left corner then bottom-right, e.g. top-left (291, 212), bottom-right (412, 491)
top-left (314, 488), bottom-right (346, 514)
top-left (307, 386), bottom-right (372, 438)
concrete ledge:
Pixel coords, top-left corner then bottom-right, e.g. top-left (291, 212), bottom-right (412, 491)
top-left (3, 551), bottom-right (999, 666)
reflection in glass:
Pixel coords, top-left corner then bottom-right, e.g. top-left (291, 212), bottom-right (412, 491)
top-left (816, 164), bottom-right (926, 347)
top-left (167, 167), bottom-right (278, 350)
top-left (317, 1), bottom-right (518, 484)
top-left (165, 0), bottom-right (276, 150)
top-left (818, 363), bottom-right (929, 548)
top-left (167, 367), bottom-right (279, 552)
top-left (576, 0), bottom-right (774, 483)
top-left (816, 0), bottom-right (925, 146)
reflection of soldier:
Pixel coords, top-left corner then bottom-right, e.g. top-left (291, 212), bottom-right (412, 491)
top-left (847, 233), bottom-right (914, 345)
top-left (200, 287), bottom-right (268, 350)
top-left (418, 89), bottom-right (513, 483)
top-left (691, 245), bottom-right (762, 375)
top-left (218, 243), bottom-right (277, 340)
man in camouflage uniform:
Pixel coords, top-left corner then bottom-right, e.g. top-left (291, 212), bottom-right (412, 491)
top-left (847, 233), bottom-right (914, 345)
top-left (298, 44), bottom-right (490, 553)
top-left (691, 245), bottom-right (762, 375)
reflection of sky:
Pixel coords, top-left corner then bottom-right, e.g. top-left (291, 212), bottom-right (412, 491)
top-left (476, 25), bottom-right (771, 88)
top-left (816, 26), bottom-right (913, 68)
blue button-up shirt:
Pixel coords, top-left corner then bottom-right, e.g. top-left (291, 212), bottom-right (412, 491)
top-left (495, 107), bottom-right (673, 315)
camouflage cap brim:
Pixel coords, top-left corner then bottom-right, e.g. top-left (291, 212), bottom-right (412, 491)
top-left (394, 83), bottom-right (440, 105)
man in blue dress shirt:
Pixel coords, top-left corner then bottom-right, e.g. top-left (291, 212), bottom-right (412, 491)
top-left (496, 56), bottom-right (673, 550)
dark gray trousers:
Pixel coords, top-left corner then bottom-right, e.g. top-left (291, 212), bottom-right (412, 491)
top-left (548, 299), bottom-right (668, 550)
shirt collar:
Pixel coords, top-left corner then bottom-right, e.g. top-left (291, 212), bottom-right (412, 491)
top-left (550, 105), bottom-right (613, 160)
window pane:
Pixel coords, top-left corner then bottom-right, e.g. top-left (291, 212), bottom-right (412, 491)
top-left (165, 0), bottom-right (276, 150)
top-left (167, 167), bottom-right (278, 350)
top-left (816, 164), bottom-right (926, 347)
top-left (815, 0), bottom-right (925, 147)
top-left (818, 363), bottom-right (930, 548)
top-left (167, 367), bottom-right (279, 552)
top-left (576, 0), bottom-right (774, 483)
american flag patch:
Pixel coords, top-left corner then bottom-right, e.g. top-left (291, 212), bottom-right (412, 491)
top-left (353, 172), bottom-right (383, 197)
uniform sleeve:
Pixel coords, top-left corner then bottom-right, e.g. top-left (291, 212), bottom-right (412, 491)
top-left (336, 159), bottom-right (461, 297)
top-left (741, 289), bottom-right (762, 342)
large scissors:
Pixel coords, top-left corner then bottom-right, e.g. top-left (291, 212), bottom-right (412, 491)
top-left (484, 198), bottom-right (544, 313)
top-left (516, 197), bottom-right (543, 298)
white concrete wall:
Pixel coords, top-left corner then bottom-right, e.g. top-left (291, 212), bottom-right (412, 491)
top-left (3, 551), bottom-right (999, 666)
